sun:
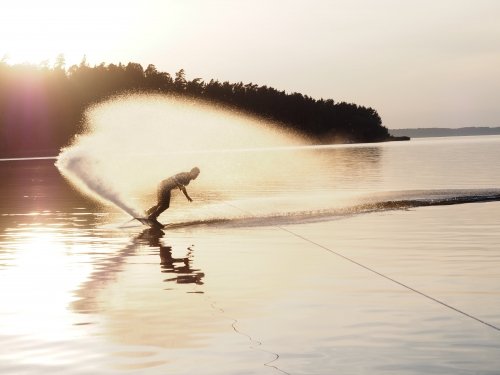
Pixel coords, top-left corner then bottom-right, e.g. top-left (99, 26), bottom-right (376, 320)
top-left (0, 0), bottom-right (134, 67)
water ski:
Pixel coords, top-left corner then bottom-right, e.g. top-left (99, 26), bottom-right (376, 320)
top-left (134, 217), bottom-right (165, 228)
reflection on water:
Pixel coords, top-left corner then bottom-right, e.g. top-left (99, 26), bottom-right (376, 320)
top-left (73, 227), bottom-right (205, 317)
top-left (134, 228), bottom-right (205, 287)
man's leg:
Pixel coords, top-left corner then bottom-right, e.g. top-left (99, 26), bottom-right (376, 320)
top-left (148, 190), bottom-right (171, 220)
top-left (146, 204), bottom-right (158, 216)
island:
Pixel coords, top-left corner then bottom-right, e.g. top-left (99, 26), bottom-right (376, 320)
top-left (1, 59), bottom-right (406, 158)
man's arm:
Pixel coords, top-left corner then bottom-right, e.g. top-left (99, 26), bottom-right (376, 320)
top-left (180, 186), bottom-right (193, 202)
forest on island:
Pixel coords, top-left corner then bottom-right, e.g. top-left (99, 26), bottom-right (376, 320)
top-left (0, 58), bottom-right (398, 158)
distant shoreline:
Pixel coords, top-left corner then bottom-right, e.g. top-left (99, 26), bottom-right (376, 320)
top-left (390, 127), bottom-right (500, 138)
top-left (0, 62), bottom-right (391, 158)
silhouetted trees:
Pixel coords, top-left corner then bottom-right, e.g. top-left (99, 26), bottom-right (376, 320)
top-left (0, 60), bottom-right (391, 157)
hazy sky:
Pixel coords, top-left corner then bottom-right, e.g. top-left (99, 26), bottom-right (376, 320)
top-left (1, 0), bottom-right (499, 129)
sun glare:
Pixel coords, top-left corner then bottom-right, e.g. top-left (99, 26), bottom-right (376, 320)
top-left (0, 227), bottom-right (92, 341)
top-left (0, 0), bottom-right (134, 67)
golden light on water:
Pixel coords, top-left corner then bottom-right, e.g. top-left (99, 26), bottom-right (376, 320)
top-left (0, 227), bottom-right (92, 341)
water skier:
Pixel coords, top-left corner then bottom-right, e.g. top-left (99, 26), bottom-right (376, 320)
top-left (146, 167), bottom-right (200, 225)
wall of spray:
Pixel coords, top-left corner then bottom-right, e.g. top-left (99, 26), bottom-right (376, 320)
top-left (55, 94), bottom-right (313, 219)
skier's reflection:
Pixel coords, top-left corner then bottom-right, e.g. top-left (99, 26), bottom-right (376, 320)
top-left (136, 227), bottom-right (205, 287)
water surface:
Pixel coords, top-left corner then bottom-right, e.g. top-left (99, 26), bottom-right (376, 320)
top-left (1, 136), bottom-right (500, 374)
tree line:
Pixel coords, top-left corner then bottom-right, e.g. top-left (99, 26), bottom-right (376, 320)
top-left (0, 58), bottom-right (395, 157)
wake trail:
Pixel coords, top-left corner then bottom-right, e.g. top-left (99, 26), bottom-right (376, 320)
top-left (146, 189), bottom-right (500, 230)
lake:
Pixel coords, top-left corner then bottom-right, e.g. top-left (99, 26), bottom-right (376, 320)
top-left (1, 135), bottom-right (500, 374)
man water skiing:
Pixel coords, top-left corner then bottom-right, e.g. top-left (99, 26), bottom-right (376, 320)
top-left (145, 167), bottom-right (200, 227)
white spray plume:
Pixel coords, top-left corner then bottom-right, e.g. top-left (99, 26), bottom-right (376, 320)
top-left (56, 144), bottom-right (143, 217)
top-left (55, 93), bottom-right (311, 218)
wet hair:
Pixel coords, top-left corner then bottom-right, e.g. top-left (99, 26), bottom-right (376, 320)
top-left (190, 167), bottom-right (200, 176)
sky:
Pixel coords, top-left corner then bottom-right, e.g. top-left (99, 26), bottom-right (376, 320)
top-left (1, 0), bottom-right (499, 129)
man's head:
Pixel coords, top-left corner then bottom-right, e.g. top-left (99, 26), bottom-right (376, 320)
top-left (190, 167), bottom-right (200, 180)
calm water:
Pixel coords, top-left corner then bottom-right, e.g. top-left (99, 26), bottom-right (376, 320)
top-left (1, 136), bottom-right (500, 374)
